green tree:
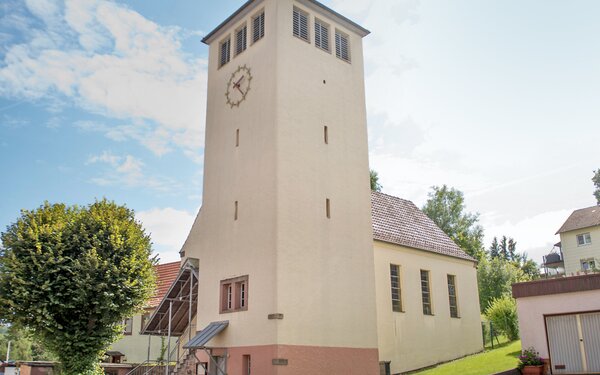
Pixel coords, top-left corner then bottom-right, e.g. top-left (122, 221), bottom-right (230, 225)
top-left (0, 200), bottom-right (156, 375)
top-left (519, 256), bottom-right (540, 279)
top-left (0, 325), bottom-right (56, 361)
top-left (488, 237), bottom-right (539, 279)
top-left (477, 257), bottom-right (528, 312)
top-left (370, 169), bottom-right (382, 192)
top-left (422, 185), bottom-right (485, 259)
top-left (485, 296), bottom-right (519, 341)
top-left (593, 169), bottom-right (600, 205)
top-left (489, 236), bottom-right (517, 261)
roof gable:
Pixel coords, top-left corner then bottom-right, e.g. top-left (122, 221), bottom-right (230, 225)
top-left (556, 205), bottom-right (600, 234)
top-left (371, 191), bottom-right (475, 262)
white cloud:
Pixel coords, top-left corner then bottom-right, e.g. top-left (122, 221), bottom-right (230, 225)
top-left (136, 207), bottom-right (197, 263)
top-left (87, 150), bottom-right (120, 165)
top-left (87, 151), bottom-right (179, 192)
top-left (0, 0), bottom-right (207, 159)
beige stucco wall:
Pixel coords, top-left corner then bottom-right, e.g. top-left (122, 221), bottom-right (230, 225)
top-left (109, 314), bottom-right (163, 364)
top-left (274, 0), bottom-right (378, 349)
top-left (516, 289), bottom-right (600, 358)
top-left (185, 0), bottom-right (378, 353)
top-left (374, 240), bottom-right (483, 374)
top-left (190, 0), bottom-right (278, 348)
top-left (560, 226), bottom-right (600, 274)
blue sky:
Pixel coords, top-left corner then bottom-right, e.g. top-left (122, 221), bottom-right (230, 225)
top-left (1, 0), bottom-right (599, 263)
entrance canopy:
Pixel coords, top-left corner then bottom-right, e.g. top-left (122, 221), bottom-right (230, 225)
top-left (183, 321), bottom-right (229, 349)
top-left (142, 258), bottom-right (199, 336)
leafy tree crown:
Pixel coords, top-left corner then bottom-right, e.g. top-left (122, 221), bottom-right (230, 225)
top-left (0, 200), bottom-right (156, 375)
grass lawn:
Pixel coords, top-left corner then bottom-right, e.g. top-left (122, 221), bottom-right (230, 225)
top-left (412, 340), bottom-right (521, 375)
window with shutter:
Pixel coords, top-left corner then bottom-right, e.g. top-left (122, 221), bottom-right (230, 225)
top-left (236, 25), bottom-right (247, 55)
top-left (219, 37), bottom-right (231, 67)
top-left (293, 7), bottom-right (309, 41)
top-left (252, 11), bottom-right (265, 43)
top-left (335, 30), bottom-right (350, 62)
top-left (314, 19), bottom-right (329, 52)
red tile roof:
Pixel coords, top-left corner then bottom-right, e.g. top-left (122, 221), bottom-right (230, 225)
top-left (149, 261), bottom-right (181, 308)
top-left (371, 191), bottom-right (476, 262)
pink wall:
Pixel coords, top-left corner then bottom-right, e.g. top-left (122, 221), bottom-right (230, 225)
top-left (194, 344), bottom-right (379, 375)
top-left (516, 289), bottom-right (600, 358)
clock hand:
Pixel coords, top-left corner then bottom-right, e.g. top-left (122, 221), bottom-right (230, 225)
top-left (236, 86), bottom-right (245, 95)
top-left (235, 75), bottom-right (245, 86)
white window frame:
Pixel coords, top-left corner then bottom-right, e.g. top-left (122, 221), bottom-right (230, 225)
top-left (334, 29), bottom-right (351, 62)
top-left (314, 18), bottom-right (330, 52)
top-left (581, 258), bottom-right (597, 271)
top-left (577, 232), bottom-right (592, 246)
top-left (240, 281), bottom-right (246, 308)
top-left (292, 7), bottom-right (309, 42)
top-left (252, 10), bottom-right (265, 44)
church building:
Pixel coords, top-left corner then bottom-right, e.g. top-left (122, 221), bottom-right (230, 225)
top-left (142, 1), bottom-right (483, 374)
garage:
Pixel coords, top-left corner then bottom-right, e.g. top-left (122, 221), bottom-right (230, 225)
top-left (513, 274), bottom-right (600, 375)
top-left (546, 311), bottom-right (600, 374)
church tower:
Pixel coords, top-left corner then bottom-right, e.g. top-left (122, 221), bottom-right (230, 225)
top-left (186, 0), bottom-right (379, 373)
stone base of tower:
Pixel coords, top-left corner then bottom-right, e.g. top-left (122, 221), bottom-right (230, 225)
top-left (194, 344), bottom-right (379, 375)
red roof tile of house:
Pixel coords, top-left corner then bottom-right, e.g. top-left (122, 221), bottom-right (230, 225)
top-left (371, 191), bottom-right (476, 262)
top-left (149, 261), bottom-right (181, 308)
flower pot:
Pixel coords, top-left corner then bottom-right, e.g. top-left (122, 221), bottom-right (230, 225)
top-left (521, 365), bottom-right (544, 375)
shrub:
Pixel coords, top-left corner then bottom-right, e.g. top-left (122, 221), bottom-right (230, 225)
top-left (485, 296), bottom-right (519, 341)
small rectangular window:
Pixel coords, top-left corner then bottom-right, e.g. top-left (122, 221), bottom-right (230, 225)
top-left (239, 281), bottom-right (246, 308)
top-left (582, 259), bottom-right (597, 271)
top-left (314, 19), bottom-right (329, 52)
top-left (447, 275), bottom-right (458, 318)
top-left (335, 30), bottom-right (350, 62)
top-left (141, 313), bottom-right (150, 330)
top-left (227, 284), bottom-right (233, 309)
top-left (235, 25), bottom-right (247, 55)
top-left (236, 129), bottom-right (240, 147)
top-left (220, 276), bottom-right (249, 313)
top-left (123, 317), bottom-right (133, 335)
top-left (293, 7), bottom-right (309, 41)
top-left (324, 126), bottom-right (328, 144)
top-left (243, 355), bottom-right (251, 375)
top-left (421, 270), bottom-right (432, 315)
top-left (390, 264), bottom-right (402, 312)
top-left (219, 37), bottom-right (231, 67)
top-left (326, 198), bottom-right (330, 218)
top-left (252, 11), bottom-right (265, 43)
top-left (234, 201), bottom-right (238, 220)
top-left (577, 233), bottom-right (592, 246)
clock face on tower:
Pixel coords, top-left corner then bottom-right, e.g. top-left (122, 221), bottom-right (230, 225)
top-left (226, 65), bottom-right (252, 108)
